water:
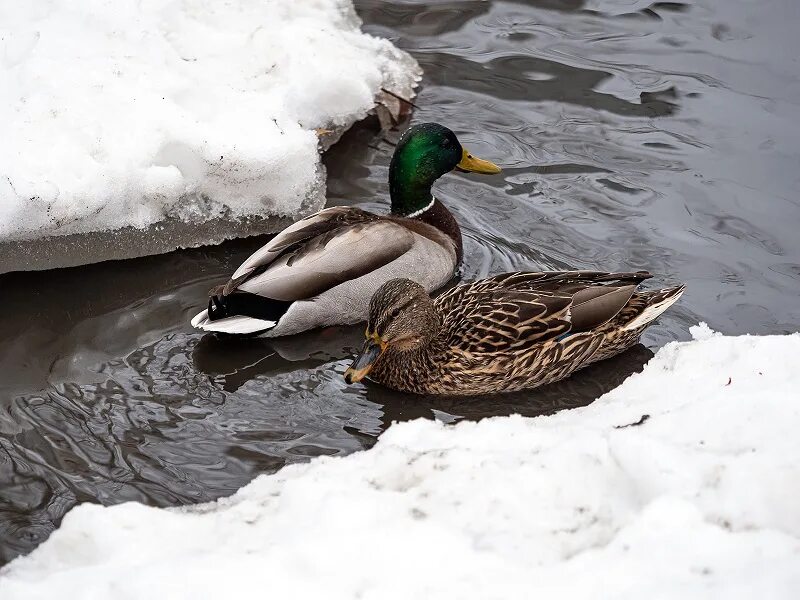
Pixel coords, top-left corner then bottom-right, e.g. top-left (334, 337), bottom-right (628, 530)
top-left (1, 0), bottom-right (799, 564)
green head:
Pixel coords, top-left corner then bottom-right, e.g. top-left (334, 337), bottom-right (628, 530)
top-left (389, 123), bottom-right (501, 217)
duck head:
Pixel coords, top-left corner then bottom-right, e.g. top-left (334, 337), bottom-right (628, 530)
top-left (344, 278), bottom-right (438, 384)
top-left (389, 123), bottom-right (501, 217)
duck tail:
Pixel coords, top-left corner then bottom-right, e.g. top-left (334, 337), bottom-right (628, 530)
top-left (190, 292), bottom-right (292, 336)
top-left (621, 284), bottom-right (685, 331)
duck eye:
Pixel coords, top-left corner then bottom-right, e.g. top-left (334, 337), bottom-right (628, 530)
top-left (441, 138), bottom-right (450, 148)
top-left (391, 307), bottom-right (401, 318)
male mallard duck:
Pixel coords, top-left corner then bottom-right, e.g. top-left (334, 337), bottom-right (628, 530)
top-left (344, 272), bottom-right (685, 395)
top-left (191, 123), bottom-right (500, 336)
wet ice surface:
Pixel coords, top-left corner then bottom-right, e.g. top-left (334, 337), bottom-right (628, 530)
top-left (0, 0), bottom-right (419, 267)
top-left (1, 0), bottom-right (799, 563)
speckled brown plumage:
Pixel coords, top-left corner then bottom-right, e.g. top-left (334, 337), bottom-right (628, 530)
top-left (350, 271), bottom-right (685, 395)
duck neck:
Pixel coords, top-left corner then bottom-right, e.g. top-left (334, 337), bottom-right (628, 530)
top-left (373, 324), bottom-right (447, 392)
top-left (391, 188), bottom-right (463, 265)
top-left (389, 161), bottom-right (463, 265)
top-left (416, 199), bottom-right (463, 265)
top-left (389, 172), bottom-right (434, 218)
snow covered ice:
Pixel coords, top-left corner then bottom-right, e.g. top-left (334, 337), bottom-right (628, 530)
top-left (0, 0), bottom-right (420, 271)
top-left (2, 325), bottom-right (798, 599)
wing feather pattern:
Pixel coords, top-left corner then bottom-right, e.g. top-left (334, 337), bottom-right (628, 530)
top-left (435, 271), bottom-right (653, 354)
top-left (237, 220), bottom-right (416, 302)
top-left (222, 207), bottom-right (378, 295)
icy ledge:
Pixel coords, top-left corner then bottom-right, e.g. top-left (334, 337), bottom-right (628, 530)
top-left (0, 0), bottom-right (420, 272)
top-left (2, 325), bottom-right (799, 598)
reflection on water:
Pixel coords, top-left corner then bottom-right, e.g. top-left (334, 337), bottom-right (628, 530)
top-left (192, 327), bottom-right (654, 424)
top-left (2, 0), bottom-right (800, 564)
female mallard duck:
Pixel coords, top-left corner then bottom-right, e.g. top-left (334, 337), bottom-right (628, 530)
top-left (344, 272), bottom-right (685, 395)
top-left (191, 123), bottom-right (500, 336)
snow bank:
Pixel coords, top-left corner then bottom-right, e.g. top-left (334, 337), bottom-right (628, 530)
top-left (0, 0), bottom-right (419, 268)
top-left (2, 326), bottom-right (799, 598)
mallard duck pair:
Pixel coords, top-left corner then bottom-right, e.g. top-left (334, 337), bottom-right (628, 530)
top-left (193, 123), bottom-right (684, 394)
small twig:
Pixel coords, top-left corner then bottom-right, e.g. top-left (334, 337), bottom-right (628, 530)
top-left (380, 87), bottom-right (421, 110)
top-left (614, 414), bottom-right (650, 429)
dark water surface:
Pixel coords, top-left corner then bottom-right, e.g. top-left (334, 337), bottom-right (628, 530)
top-left (1, 0), bottom-right (799, 564)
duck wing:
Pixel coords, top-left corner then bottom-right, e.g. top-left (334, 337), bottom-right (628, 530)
top-left (435, 271), bottom-right (652, 353)
top-left (233, 218), bottom-right (417, 302)
top-left (219, 206), bottom-right (381, 295)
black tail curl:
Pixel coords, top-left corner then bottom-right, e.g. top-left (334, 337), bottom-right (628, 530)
top-left (207, 291), bottom-right (293, 323)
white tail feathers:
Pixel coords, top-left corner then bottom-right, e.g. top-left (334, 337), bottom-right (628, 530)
top-left (190, 309), bottom-right (276, 335)
top-left (621, 286), bottom-right (685, 331)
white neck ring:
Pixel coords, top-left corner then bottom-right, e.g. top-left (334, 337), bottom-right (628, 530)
top-left (405, 196), bottom-right (436, 218)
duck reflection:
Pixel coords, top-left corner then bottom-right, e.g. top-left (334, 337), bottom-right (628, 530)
top-left (193, 326), bottom-right (653, 433)
top-left (362, 343), bottom-right (655, 433)
top-left (192, 325), bottom-right (364, 392)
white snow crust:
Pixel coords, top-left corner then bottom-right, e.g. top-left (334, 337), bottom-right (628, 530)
top-left (2, 326), bottom-right (798, 598)
top-left (0, 0), bottom-right (419, 243)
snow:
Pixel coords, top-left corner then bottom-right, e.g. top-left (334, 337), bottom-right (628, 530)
top-left (0, 0), bottom-right (419, 261)
top-left (2, 326), bottom-right (799, 598)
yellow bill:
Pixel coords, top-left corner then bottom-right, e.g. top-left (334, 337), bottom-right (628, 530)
top-left (456, 148), bottom-right (501, 174)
